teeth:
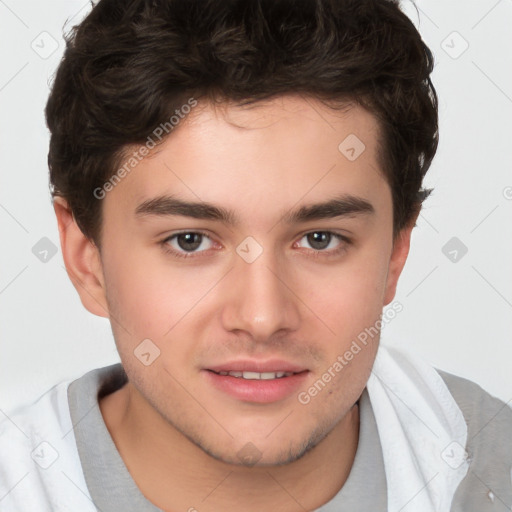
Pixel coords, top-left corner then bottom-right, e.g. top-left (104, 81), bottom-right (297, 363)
top-left (217, 371), bottom-right (294, 379)
top-left (243, 371), bottom-right (261, 379)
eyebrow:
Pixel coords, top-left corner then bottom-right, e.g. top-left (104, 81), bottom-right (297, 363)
top-left (134, 194), bottom-right (374, 225)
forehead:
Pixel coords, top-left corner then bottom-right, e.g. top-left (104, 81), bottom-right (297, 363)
top-left (173, 95), bottom-right (382, 169)
top-left (104, 95), bottom-right (388, 225)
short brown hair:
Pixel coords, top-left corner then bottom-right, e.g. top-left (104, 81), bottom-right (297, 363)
top-left (46, 0), bottom-right (437, 247)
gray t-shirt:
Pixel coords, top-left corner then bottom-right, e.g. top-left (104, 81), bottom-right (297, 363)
top-left (67, 363), bottom-right (512, 511)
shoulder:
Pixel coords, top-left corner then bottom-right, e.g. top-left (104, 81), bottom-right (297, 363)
top-left (0, 378), bottom-right (96, 511)
top-left (437, 368), bottom-right (512, 443)
top-left (436, 369), bottom-right (512, 510)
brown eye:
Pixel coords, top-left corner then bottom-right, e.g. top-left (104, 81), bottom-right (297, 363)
top-left (164, 232), bottom-right (214, 254)
top-left (306, 232), bottom-right (332, 250)
top-left (298, 231), bottom-right (345, 251)
top-left (294, 231), bottom-right (351, 258)
top-left (176, 233), bottom-right (203, 251)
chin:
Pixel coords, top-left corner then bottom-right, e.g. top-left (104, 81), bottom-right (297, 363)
top-left (188, 421), bottom-right (333, 468)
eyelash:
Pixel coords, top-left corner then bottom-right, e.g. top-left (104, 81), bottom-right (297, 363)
top-left (160, 231), bottom-right (352, 260)
top-left (161, 230), bottom-right (216, 260)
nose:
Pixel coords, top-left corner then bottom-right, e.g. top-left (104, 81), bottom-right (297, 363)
top-left (220, 247), bottom-right (301, 342)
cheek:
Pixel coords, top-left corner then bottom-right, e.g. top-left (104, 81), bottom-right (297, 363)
top-left (103, 248), bottom-right (223, 346)
top-left (295, 253), bottom-right (389, 412)
top-left (296, 246), bottom-right (391, 341)
top-left (103, 228), bottom-right (391, 353)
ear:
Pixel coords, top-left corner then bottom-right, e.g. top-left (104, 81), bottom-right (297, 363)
top-left (383, 211), bottom-right (420, 305)
top-left (53, 197), bottom-right (109, 318)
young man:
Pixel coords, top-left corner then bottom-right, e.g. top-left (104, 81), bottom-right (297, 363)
top-left (1, 0), bottom-right (511, 511)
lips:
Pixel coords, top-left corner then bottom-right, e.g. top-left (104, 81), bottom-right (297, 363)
top-left (212, 370), bottom-right (295, 379)
top-left (207, 359), bottom-right (307, 374)
top-left (203, 359), bottom-right (309, 403)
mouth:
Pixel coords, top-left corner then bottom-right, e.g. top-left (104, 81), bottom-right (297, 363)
top-left (203, 363), bottom-right (309, 403)
top-left (209, 370), bottom-right (298, 380)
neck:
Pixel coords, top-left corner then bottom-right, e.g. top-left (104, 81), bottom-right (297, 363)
top-left (100, 381), bottom-right (360, 512)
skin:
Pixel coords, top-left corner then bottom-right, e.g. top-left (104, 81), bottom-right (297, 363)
top-left (54, 95), bottom-right (416, 512)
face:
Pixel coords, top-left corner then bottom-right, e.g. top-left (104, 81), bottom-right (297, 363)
top-left (66, 95), bottom-right (411, 466)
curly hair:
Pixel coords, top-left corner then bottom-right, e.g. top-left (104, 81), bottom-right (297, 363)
top-left (46, 0), bottom-right (438, 247)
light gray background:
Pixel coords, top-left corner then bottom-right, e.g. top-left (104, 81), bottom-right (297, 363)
top-left (1, 0), bottom-right (511, 411)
